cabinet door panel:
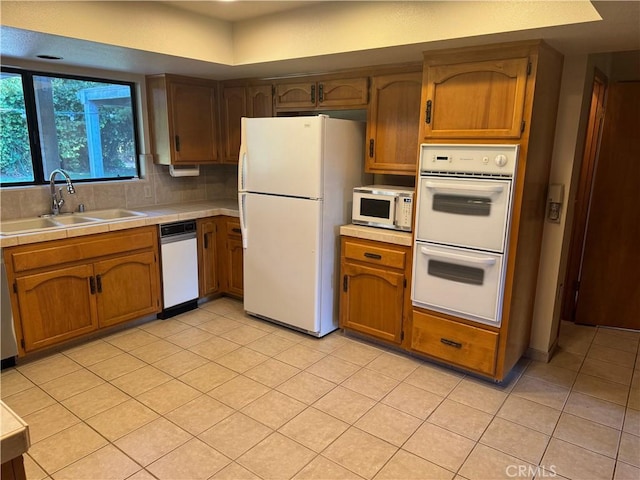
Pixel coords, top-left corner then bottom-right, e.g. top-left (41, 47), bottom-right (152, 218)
top-left (225, 236), bottom-right (244, 298)
top-left (423, 57), bottom-right (529, 138)
top-left (170, 82), bottom-right (218, 163)
top-left (319, 78), bottom-right (368, 107)
top-left (221, 86), bottom-right (246, 162)
top-left (275, 83), bottom-right (315, 109)
top-left (198, 218), bottom-right (219, 296)
top-left (95, 251), bottom-right (160, 328)
top-left (16, 265), bottom-right (97, 352)
top-left (247, 85), bottom-right (274, 117)
top-left (340, 262), bottom-right (404, 344)
top-left (366, 72), bottom-right (421, 174)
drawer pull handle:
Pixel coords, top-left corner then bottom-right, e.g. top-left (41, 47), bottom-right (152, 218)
top-left (232, 228), bottom-right (242, 234)
top-left (364, 252), bottom-right (382, 260)
top-left (440, 338), bottom-right (462, 349)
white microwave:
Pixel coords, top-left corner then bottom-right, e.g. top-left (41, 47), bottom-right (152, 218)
top-left (352, 185), bottom-right (414, 231)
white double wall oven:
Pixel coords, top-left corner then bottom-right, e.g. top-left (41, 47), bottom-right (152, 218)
top-left (411, 144), bottom-right (520, 327)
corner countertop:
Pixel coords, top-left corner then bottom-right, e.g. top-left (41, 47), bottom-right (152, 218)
top-left (340, 224), bottom-right (413, 247)
top-left (0, 199), bottom-right (239, 248)
top-left (0, 400), bottom-right (30, 463)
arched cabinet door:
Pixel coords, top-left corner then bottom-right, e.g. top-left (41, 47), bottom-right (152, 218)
top-left (16, 264), bottom-right (98, 352)
top-left (421, 56), bottom-right (530, 139)
top-left (366, 71), bottom-right (422, 175)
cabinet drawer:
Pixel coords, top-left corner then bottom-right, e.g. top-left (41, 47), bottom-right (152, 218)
top-left (8, 227), bottom-right (157, 273)
top-left (411, 310), bottom-right (498, 375)
top-left (343, 240), bottom-right (406, 269)
top-left (225, 219), bottom-right (242, 237)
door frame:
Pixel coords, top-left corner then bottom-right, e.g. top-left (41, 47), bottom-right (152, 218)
top-left (560, 69), bottom-right (608, 322)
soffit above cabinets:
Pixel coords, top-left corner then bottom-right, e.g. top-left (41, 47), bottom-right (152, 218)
top-left (0, 1), bottom-right (638, 79)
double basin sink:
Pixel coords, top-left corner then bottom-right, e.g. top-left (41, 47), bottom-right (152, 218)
top-left (0, 209), bottom-right (147, 235)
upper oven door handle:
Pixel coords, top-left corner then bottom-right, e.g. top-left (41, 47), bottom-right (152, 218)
top-left (420, 246), bottom-right (497, 266)
top-left (423, 181), bottom-right (505, 196)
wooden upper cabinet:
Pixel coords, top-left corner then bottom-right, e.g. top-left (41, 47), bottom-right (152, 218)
top-left (220, 83), bottom-right (273, 163)
top-left (275, 77), bottom-right (368, 110)
top-left (247, 85), bottom-right (274, 117)
top-left (146, 74), bottom-right (219, 165)
top-left (420, 56), bottom-right (530, 139)
top-left (220, 86), bottom-right (247, 163)
top-left (366, 71), bottom-right (422, 175)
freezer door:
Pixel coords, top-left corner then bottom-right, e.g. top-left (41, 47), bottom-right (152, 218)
top-left (240, 117), bottom-right (323, 198)
top-left (243, 193), bottom-right (323, 333)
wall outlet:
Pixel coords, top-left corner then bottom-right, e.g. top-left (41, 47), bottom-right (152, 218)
top-left (144, 185), bottom-right (152, 198)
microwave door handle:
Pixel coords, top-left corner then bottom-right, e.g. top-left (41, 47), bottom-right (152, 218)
top-left (420, 246), bottom-right (496, 266)
top-left (424, 181), bottom-right (505, 195)
top-left (393, 196), bottom-right (399, 226)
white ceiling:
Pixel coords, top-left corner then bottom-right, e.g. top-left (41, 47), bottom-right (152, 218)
top-left (161, 1), bottom-right (319, 22)
top-left (1, 1), bottom-right (638, 80)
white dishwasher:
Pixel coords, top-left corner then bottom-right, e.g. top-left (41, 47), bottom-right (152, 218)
top-left (159, 220), bottom-right (199, 318)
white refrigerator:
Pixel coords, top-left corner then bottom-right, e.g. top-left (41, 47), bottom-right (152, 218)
top-left (238, 115), bottom-right (366, 337)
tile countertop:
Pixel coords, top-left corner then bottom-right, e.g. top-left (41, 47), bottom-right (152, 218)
top-left (0, 199), bottom-right (239, 248)
top-left (0, 400), bottom-right (30, 463)
top-left (340, 224), bottom-right (413, 247)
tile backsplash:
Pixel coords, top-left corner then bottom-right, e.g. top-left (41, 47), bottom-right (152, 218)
top-left (0, 160), bottom-right (238, 221)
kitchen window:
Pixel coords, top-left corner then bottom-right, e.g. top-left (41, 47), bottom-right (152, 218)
top-left (0, 67), bottom-right (140, 186)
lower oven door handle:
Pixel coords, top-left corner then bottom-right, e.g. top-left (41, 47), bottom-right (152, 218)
top-left (420, 246), bottom-right (497, 266)
top-left (423, 181), bottom-right (505, 195)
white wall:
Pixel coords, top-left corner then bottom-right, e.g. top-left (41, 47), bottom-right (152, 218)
top-left (529, 54), bottom-right (590, 356)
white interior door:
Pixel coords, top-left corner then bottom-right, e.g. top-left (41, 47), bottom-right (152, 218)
top-left (243, 193), bottom-right (322, 333)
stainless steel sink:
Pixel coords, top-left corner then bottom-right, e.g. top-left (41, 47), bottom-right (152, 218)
top-left (0, 209), bottom-right (147, 235)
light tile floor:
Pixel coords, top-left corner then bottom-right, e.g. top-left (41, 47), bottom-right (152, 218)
top-left (2, 298), bottom-right (639, 480)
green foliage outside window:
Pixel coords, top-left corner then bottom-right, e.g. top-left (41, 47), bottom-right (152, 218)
top-left (0, 69), bottom-right (139, 185)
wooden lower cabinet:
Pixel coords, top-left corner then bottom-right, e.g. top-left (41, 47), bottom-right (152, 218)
top-left (222, 218), bottom-right (244, 298)
top-left (339, 237), bottom-right (410, 345)
top-left (197, 217), bottom-right (220, 296)
top-left (411, 310), bottom-right (498, 376)
top-left (3, 226), bottom-right (161, 356)
top-left (1, 456), bottom-right (27, 480)
top-left (95, 251), bottom-right (160, 328)
top-left (15, 264), bottom-right (98, 352)
top-left (197, 216), bottom-right (243, 299)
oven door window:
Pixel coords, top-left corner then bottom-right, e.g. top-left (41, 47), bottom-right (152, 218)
top-left (416, 177), bottom-right (513, 252)
top-left (428, 259), bottom-right (484, 285)
top-left (432, 194), bottom-right (491, 217)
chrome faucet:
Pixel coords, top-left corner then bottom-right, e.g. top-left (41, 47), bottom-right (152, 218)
top-left (49, 168), bottom-right (76, 215)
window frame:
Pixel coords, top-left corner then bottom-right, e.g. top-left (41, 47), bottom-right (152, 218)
top-left (0, 66), bottom-right (141, 187)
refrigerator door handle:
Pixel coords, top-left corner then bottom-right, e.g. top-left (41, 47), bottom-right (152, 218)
top-left (238, 192), bottom-right (248, 249)
top-left (238, 150), bottom-right (247, 191)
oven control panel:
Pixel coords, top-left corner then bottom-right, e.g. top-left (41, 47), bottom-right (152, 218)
top-left (419, 144), bottom-right (519, 177)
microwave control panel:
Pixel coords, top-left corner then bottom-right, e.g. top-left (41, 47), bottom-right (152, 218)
top-left (397, 197), bottom-right (413, 229)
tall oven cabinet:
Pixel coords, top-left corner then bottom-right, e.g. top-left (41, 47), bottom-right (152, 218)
top-left (411, 40), bottom-right (564, 381)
